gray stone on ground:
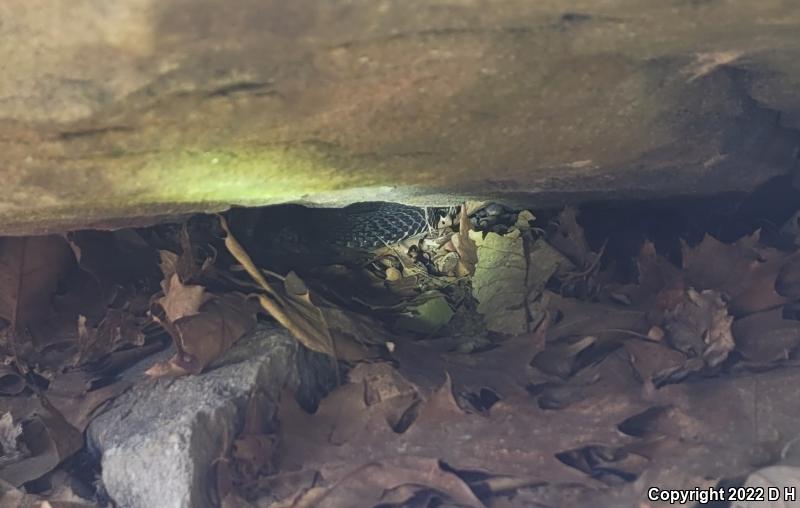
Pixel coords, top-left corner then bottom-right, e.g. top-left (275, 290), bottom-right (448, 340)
top-left (87, 323), bottom-right (336, 508)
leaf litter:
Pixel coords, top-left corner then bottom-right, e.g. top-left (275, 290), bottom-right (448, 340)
top-left (5, 193), bottom-right (800, 505)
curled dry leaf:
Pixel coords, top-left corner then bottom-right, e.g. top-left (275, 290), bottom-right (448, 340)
top-left (158, 250), bottom-right (179, 285)
top-left (0, 365), bottom-right (25, 396)
top-left (159, 273), bottom-right (209, 323)
top-left (257, 283), bottom-right (336, 358)
top-left (74, 308), bottom-right (146, 366)
top-left (150, 292), bottom-right (256, 376)
top-left (150, 255), bottom-right (256, 377)
top-left (220, 215), bottom-right (347, 358)
top-left (220, 217), bottom-right (382, 359)
top-left (664, 288), bottom-right (734, 368)
top-left (532, 335), bottom-right (596, 379)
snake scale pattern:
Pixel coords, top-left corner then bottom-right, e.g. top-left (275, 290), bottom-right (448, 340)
top-left (303, 202), bottom-right (449, 250)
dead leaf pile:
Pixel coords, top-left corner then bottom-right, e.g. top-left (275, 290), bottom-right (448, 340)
top-left (212, 203), bottom-right (800, 507)
top-left (4, 198), bottom-right (800, 506)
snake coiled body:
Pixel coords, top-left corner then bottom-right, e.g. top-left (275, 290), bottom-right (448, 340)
top-left (260, 202), bottom-right (451, 254)
top-left (309, 202), bottom-right (446, 250)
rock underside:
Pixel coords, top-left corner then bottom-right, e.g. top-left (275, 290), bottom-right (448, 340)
top-left (2, 1), bottom-right (800, 234)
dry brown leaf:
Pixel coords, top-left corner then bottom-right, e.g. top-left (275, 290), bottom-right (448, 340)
top-left (159, 273), bottom-right (209, 323)
top-left (0, 402), bottom-right (82, 487)
top-left (454, 203), bottom-right (478, 276)
top-left (158, 250), bottom-right (179, 283)
top-left (0, 365), bottom-right (25, 396)
top-left (224, 389), bottom-right (279, 489)
top-left (280, 273), bottom-right (334, 350)
top-left (681, 233), bottom-right (760, 290)
top-left (278, 362), bottom-right (644, 492)
top-left (622, 338), bottom-right (686, 385)
top-left (146, 219), bottom-right (261, 377)
top-left (289, 456), bottom-right (486, 508)
top-left (314, 305), bottom-right (387, 361)
top-left (0, 236), bottom-right (74, 357)
top-left (664, 288), bottom-right (734, 368)
top-left (392, 330), bottom-right (545, 403)
top-left (636, 241), bottom-right (682, 292)
top-left (247, 470), bottom-right (321, 507)
top-left (45, 365), bottom-right (140, 432)
top-left (220, 217), bottom-right (363, 358)
top-left (232, 433), bottom-right (277, 481)
top-left (219, 216), bottom-right (280, 299)
top-left (545, 293), bottom-right (649, 344)
top-left (276, 322), bottom-right (800, 505)
top-left (532, 335), bottom-right (597, 379)
top-left (530, 349), bottom-right (643, 411)
top-left (0, 231), bottom-right (156, 376)
top-left (168, 222), bottom-right (222, 285)
top-left (0, 477), bottom-right (96, 508)
top-left (547, 207), bottom-right (594, 268)
top-left (150, 292), bottom-right (257, 376)
top-left (220, 215), bottom-right (339, 357)
top-left (606, 241), bottom-right (686, 324)
top-left (682, 233), bottom-right (793, 315)
top-left (347, 362), bottom-right (419, 431)
top-left (732, 308), bottom-right (800, 363)
top-left (73, 308), bottom-right (146, 366)
top-left (256, 291), bottom-right (336, 359)
top-left (283, 291), bottom-right (382, 360)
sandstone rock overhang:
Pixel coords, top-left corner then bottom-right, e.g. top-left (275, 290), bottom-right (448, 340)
top-left (1, 0), bottom-right (800, 234)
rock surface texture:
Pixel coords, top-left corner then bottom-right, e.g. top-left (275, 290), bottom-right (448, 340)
top-left (2, 1), bottom-right (800, 233)
top-left (87, 324), bottom-right (336, 508)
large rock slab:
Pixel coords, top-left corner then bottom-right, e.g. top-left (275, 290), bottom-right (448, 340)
top-left (86, 324), bottom-right (336, 508)
top-left (2, 1), bottom-right (800, 234)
